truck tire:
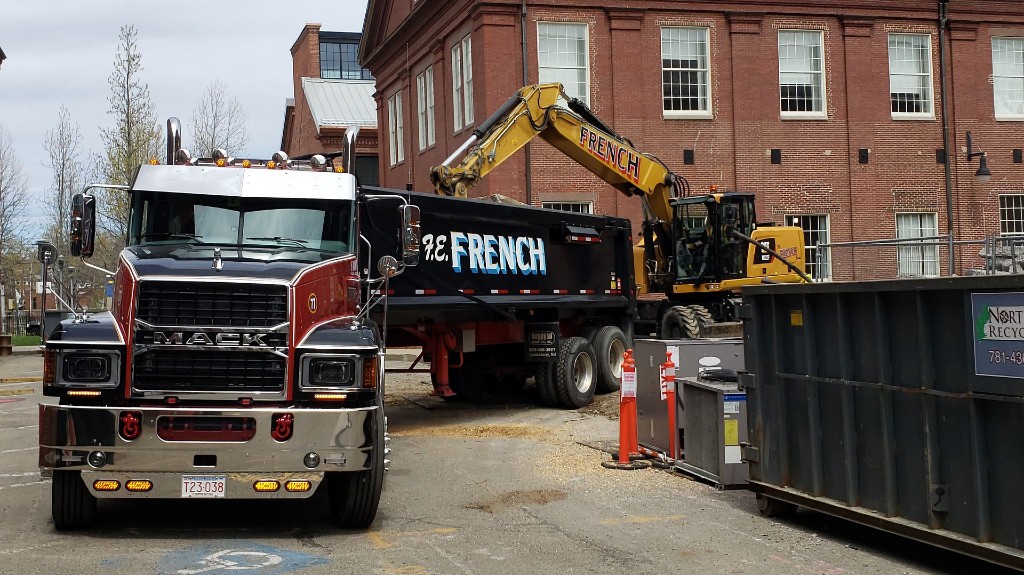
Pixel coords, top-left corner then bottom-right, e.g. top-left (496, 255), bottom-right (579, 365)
top-left (535, 362), bottom-right (560, 407)
top-left (52, 470), bottom-right (96, 530)
top-left (328, 405), bottom-right (385, 528)
top-left (591, 326), bottom-right (627, 393)
top-left (755, 493), bottom-right (798, 518)
top-left (660, 306), bottom-right (701, 339)
top-left (553, 336), bottom-right (597, 408)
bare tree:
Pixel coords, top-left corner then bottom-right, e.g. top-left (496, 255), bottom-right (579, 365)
top-left (98, 24), bottom-right (161, 237)
top-left (43, 106), bottom-right (84, 259)
top-left (188, 80), bottom-right (250, 157)
top-left (0, 124), bottom-right (29, 257)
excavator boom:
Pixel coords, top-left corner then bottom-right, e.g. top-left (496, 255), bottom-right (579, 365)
top-left (430, 83), bottom-right (676, 224)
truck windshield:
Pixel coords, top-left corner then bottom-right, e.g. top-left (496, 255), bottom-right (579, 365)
top-left (128, 191), bottom-right (355, 255)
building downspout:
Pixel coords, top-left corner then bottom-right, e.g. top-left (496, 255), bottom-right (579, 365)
top-left (938, 0), bottom-right (955, 275)
top-left (522, 0), bottom-right (532, 204)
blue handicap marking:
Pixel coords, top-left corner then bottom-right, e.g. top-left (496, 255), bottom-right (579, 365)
top-left (160, 541), bottom-right (329, 575)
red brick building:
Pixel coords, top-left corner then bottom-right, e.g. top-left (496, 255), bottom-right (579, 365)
top-left (359, 1), bottom-right (1024, 280)
top-left (283, 25), bottom-right (381, 186)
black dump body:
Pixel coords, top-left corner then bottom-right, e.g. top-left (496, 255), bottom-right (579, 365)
top-left (359, 188), bottom-right (635, 328)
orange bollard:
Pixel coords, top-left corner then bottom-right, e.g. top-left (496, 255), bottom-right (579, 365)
top-left (602, 349), bottom-right (649, 470)
top-left (663, 350), bottom-right (677, 460)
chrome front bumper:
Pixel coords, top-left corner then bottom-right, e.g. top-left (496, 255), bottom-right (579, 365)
top-left (39, 403), bottom-right (377, 499)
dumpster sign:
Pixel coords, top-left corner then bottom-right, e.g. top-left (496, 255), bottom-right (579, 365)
top-left (972, 292), bottom-right (1024, 378)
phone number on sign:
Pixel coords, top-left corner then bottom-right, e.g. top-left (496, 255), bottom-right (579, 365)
top-left (988, 350), bottom-right (1024, 365)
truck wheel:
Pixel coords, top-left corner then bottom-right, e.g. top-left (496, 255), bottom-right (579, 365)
top-left (661, 306), bottom-right (701, 339)
top-left (535, 362), bottom-right (560, 407)
top-left (329, 405), bottom-right (385, 528)
top-left (755, 493), bottom-right (798, 518)
top-left (591, 326), bottom-right (627, 393)
top-left (52, 470), bottom-right (96, 530)
top-left (553, 336), bottom-right (597, 408)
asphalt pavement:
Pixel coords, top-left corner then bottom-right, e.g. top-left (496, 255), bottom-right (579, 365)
top-left (0, 353), bottom-right (1013, 575)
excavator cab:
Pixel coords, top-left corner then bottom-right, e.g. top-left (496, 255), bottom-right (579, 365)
top-left (671, 193), bottom-right (756, 284)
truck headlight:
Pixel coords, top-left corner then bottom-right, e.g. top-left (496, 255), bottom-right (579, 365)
top-left (63, 354), bottom-right (112, 383)
top-left (56, 350), bottom-right (121, 388)
top-left (299, 354), bottom-right (372, 390)
top-left (311, 360), bottom-right (352, 385)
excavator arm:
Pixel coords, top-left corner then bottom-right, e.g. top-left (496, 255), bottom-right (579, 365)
top-left (430, 83), bottom-right (678, 225)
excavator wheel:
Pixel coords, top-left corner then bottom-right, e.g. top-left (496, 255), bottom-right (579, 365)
top-left (660, 306), bottom-right (701, 339)
top-left (687, 305), bottom-right (715, 328)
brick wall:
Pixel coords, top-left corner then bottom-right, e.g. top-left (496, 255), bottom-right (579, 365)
top-left (362, 0), bottom-right (1024, 280)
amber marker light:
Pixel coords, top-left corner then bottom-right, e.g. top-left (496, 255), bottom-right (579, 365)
top-left (267, 160), bottom-right (276, 169)
top-left (148, 158), bottom-right (159, 165)
top-left (314, 393), bottom-right (348, 401)
top-left (334, 166), bottom-right (344, 173)
top-left (253, 480), bottom-right (280, 492)
top-left (285, 480), bottom-right (312, 492)
top-left (93, 480), bottom-right (120, 492)
top-left (215, 158), bottom-right (227, 167)
top-left (125, 480), bottom-right (153, 492)
top-left (363, 357), bottom-right (378, 387)
top-left (68, 390), bottom-right (102, 397)
top-left (241, 159), bottom-right (251, 168)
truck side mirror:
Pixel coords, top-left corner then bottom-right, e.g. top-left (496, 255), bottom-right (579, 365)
top-left (400, 204), bottom-right (421, 267)
top-left (70, 193), bottom-right (97, 258)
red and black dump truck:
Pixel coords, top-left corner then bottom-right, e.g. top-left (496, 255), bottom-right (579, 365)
top-left (39, 121), bottom-right (635, 530)
top-left (360, 188), bottom-right (635, 408)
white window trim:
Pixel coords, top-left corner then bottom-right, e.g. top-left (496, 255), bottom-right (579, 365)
top-left (537, 22), bottom-right (591, 106)
top-left (542, 200), bottom-right (594, 214)
top-left (778, 29), bottom-right (827, 120)
top-left (462, 35), bottom-right (474, 126)
top-left (661, 26), bottom-right (713, 120)
top-left (388, 91), bottom-right (404, 166)
top-left (888, 33), bottom-right (935, 121)
top-left (999, 194), bottom-right (1024, 235)
top-left (417, 67), bottom-right (435, 151)
top-left (452, 34), bottom-right (473, 132)
top-left (895, 212), bottom-right (939, 278)
top-left (993, 37), bottom-right (1024, 121)
top-left (786, 213), bottom-right (831, 281)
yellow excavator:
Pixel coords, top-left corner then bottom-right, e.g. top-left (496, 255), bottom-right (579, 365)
top-left (431, 83), bottom-right (810, 337)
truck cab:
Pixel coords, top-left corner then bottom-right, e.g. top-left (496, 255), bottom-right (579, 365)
top-left (39, 120), bottom-right (419, 530)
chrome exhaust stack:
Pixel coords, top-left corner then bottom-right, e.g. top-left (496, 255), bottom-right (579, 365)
top-left (166, 117), bottom-right (181, 164)
top-left (344, 126), bottom-right (360, 178)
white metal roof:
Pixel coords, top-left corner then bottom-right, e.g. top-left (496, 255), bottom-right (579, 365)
top-left (131, 164), bottom-right (357, 201)
top-left (301, 78), bottom-right (377, 131)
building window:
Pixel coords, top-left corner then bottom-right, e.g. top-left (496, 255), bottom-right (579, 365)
top-left (661, 27), bottom-right (710, 117)
top-left (778, 30), bottom-right (825, 116)
top-left (787, 214), bottom-right (831, 280)
top-left (387, 91), bottom-right (404, 166)
top-left (1000, 195), bottom-right (1024, 235)
top-left (452, 34), bottom-right (474, 131)
top-left (993, 37), bottom-right (1024, 120)
top-left (538, 22), bottom-right (589, 105)
top-left (417, 67), bottom-right (435, 150)
top-left (888, 34), bottom-right (933, 117)
top-left (896, 212), bottom-right (939, 277)
top-left (542, 201), bottom-right (593, 214)
top-left (320, 42), bottom-right (374, 80)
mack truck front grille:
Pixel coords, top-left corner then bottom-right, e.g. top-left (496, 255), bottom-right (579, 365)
top-left (137, 282), bottom-right (288, 327)
top-left (133, 280), bottom-right (289, 395)
top-left (133, 350), bottom-right (286, 393)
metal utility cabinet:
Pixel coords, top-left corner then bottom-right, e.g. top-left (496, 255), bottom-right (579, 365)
top-left (634, 338), bottom-right (744, 458)
top-left (742, 275), bottom-right (1024, 571)
top-left (676, 376), bottom-right (748, 488)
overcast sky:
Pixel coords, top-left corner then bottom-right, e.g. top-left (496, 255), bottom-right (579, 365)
top-left (0, 0), bottom-right (370, 240)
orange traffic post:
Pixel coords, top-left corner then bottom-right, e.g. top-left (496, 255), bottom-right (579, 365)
top-left (663, 350), bottom-right (677, 461)
top-left (602, 349), bottom-right (649, 470)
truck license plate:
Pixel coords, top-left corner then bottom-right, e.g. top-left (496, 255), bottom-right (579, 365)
top-left (181, 475), bottom-right (226, 498)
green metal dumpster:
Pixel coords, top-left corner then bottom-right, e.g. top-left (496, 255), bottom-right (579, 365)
top-left (741, 275), bottom-right (1024, 570)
